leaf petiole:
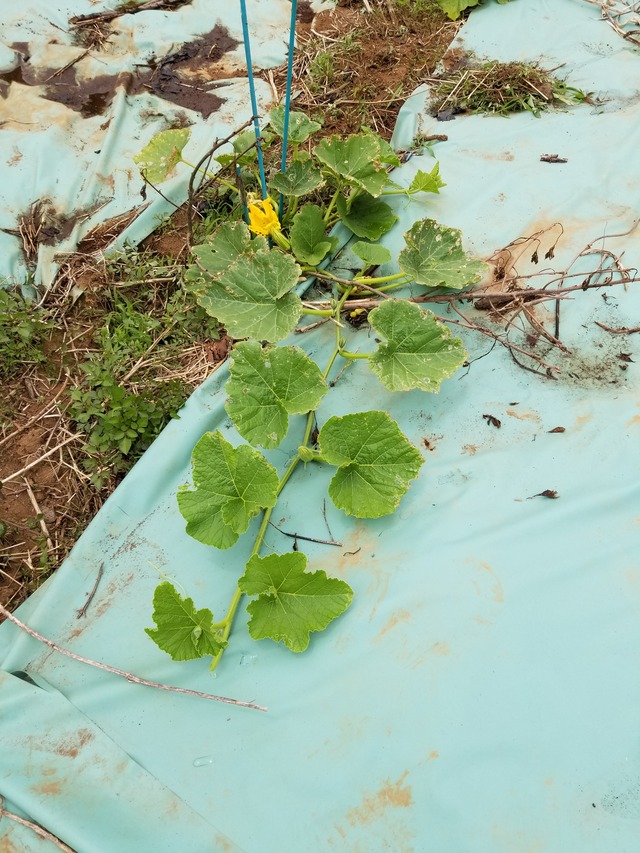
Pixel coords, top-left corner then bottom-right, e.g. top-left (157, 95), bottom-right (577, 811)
top-left (339, 350), bottom-right (371, 360)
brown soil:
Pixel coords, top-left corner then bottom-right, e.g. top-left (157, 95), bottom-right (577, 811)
top-left (265, 2), bottom-right (459, 139)
top-left (0, 206), bottom-right (223, 616)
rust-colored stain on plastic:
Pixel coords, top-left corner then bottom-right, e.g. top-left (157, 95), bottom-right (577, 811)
top-left (626, 414), bottom-right (640, 428)
top-left (462, 444), bottom-right (479, 455)
top-left (346, 771), bottom-right (413, 827)
top-left (31, 777), bottom-right (63, 796)
top-left (506, 408), bottom-right (540, 422)
top-left (52, 727), bottom-right (94, 759)
top-left (428, 751), bottom-right (439, 761)
top-left (374, 609), bottom-right (411, 643)
top-left (480, 561), bottom-right (504, 604)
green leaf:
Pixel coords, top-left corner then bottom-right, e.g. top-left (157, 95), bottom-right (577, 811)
top-left (361, 127), bottom-right (402, 167)
top-left (239, 552), bottom-right (353, 652)
top-left (351, 241), bottom-right (392, 267)
top-left (319, 411), bottom-right (424, 518)
top-left (268, 106), bottom-right (322, 144)
top-left (289, 204), bottom-right (333, 265)
top-left (190, 222), bottom-right (267, 283)
top-left (177, 431), bottom-right (279, 549)
top-left (368, 300), bottom-right (466, 392)
top-left (145, 582), bottom-right (226, 661)
top-left (336, 193), bottom-right (398, 240)
top-left (133, 128), bottom-right (190, 183)
top-left (198, 249), bottom-right (303, 342)
top-left (436, 0), bottom-right (480, 20)
top-left (409, 163), bottom-right (446, 194)
top-left (314, 135), bottom-right (389, 196)
top-left (270, 160), bottom-right (325, 197)
top-left (226, 341), bottom-right (327, 448)
top-left (399, 219), bottom-right (487, 290)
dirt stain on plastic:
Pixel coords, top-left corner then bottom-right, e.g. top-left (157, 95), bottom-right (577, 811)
top-left (346, 771), bottom-right (413, 827)
top-left (4, 26), bottom-right (238, 119)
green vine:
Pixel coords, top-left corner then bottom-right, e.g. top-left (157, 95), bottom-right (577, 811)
top-left (136, 108), bottom-right (487, 670)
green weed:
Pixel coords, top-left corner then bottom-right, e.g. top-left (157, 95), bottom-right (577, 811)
top-left (0, 289), bottom-right (52, 379)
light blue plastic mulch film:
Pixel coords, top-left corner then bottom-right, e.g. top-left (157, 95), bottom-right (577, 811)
top-left (2, 1), bottom-right (640, 850)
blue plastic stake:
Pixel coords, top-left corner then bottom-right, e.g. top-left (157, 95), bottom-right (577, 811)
top-left (239, 0), bottom-right (268, 200)
top-left (279, 0), bottom-right (298, 220)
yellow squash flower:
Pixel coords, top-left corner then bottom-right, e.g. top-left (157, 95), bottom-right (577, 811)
top-left (248, 197), bottom-right (280, 237)
top-left (247, 196), bottom-right (291, 250)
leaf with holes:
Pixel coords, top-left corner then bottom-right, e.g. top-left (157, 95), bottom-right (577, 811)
top-left (362, 127), bottom-right (402, 167)
top-left (177, 431), bottom-right (279, 549)
top-left (314, 135), bottom-right (389, 196)
top-left (239, 552), bottom-right (353, 652)
top-left (270, 160), bottom-right (325, 197)
top-left (399, 219), bottom-right (487, 289)
top-left (145, 582), bottom-right (226, 661)
top-left (187, 223), bottom-right (268, 295)
top-left (409, 163), bottom-right (446, 194)
top-left (319, 411), bottom-right (424, 518)
top-left (336, 193), bottom-right (398, 240)
top-left (268, 106), bottom-right (322, 144)
top-left (198, 248), bottom-right (302, 342)
top-left (289, 203), bottom-right (336, 265)
top-left (368, 300), bottom-right (466, 392)
top-left (226, 341), bottom-right (327, 448)
top-left (134, 128), bottom-right (190, 183)
top-left (351, 241), bottom-right (392, 268)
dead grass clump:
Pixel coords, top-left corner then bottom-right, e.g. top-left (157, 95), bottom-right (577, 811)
top-left (429, 60), bottom-right (591, 117)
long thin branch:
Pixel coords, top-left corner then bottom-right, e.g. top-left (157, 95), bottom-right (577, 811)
top-left (0, 798), bottom-right (75, 853)
top-left (0, 604), bottom-right (267, 712)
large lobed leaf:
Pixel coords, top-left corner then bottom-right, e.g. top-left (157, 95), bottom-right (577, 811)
top-left (226, 341), bottom-right (327, 448)
top-left (145, 582), bottom-right (226, 661)
top-left (134, 128), bottom-right (189, 183)
top-left (314, 135), bottom-right (389, 197)
top-left (198, 248), bottom-right (303, 342)
top-left (239, 552), bottom-right (353, 652)
top-left (319, 411), bottom-right (424, 518)
top-left (399, 218), bottom-right (487, 290)
top-left (270, 160), bottom-right (324, 197)
top-left (177, 431), bottom-right (279, 549)
top-left (368, 300), bottom-right (467, 392)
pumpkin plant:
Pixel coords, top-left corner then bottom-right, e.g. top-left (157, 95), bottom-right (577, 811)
top-left (134, 109), bottom-right (487, 670)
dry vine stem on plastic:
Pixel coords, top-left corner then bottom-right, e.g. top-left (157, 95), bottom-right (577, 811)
top-left (0, 797), bottom-right (76, 853)
top-left (302, 224), bottom-right (640, 378)
top-left (0, 604), bottom-right (267, 712)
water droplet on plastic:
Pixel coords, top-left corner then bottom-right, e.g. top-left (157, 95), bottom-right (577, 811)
top-left (193, 755), bottom-right (213, 767)
top-left (240, 654), bottom-right (258, 667)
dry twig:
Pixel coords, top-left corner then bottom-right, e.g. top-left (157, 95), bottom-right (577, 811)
top-left (0, 603), bottom-right (267, 712)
